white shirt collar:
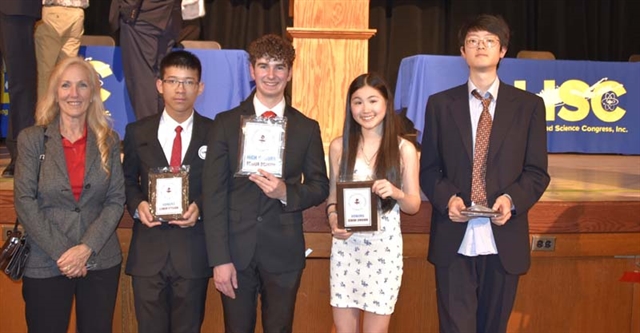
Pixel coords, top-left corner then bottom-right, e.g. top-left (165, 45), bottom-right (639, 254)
top-left (467, 77), bottom-right (500, 101)
top-left (160, 109), bottom-right (194, 132)
top-left (253, 95), bottom-right (286, 118)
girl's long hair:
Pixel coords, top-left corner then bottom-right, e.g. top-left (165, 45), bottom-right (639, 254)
top-left (339, 73), bottom-right (402, 213)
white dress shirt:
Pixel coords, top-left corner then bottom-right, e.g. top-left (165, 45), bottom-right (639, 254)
top-left (253, 95), bottom-right (286, 118)
top-left (158, 110), bottom-right (194, 166)
top-left (457, 79), bottom-right (500, 256)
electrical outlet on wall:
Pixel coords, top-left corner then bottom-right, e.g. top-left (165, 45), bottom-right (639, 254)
top-left (531, 235), bottom-right (556, 251)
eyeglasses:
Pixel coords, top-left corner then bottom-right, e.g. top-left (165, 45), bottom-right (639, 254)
top-left (465, 37), bottom-right (500, 49)
top-left (162, 79), bottom-right (199, 88)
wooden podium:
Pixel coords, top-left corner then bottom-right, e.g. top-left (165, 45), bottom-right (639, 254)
top-left (287, 0), bottom-right (376, 150)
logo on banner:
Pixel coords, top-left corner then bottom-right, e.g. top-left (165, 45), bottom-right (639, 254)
top-left (1, 67), bottom-right (8, 137)
top-left (515, 78), bottom-right (628, 134)
top-left (86, 57), bottom-right (114, 117)
top-left (1, 66), bottom-right (8, 114)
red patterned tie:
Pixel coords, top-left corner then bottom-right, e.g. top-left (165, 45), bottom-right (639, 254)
top-left (170, 126), bottom-right (183, 167)
top-left (261, 110), bottom-right (277, 119)
top-left (471, 90), bottom-right (493, 207)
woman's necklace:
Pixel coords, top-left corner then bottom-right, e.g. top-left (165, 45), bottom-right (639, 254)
top-left (360, 144), bottom-right (378, 166)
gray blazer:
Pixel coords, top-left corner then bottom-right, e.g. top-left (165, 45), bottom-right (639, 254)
top-left (14, 122), bottom-right (125, 278)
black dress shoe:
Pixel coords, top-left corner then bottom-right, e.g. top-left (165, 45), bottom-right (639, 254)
top-left (1, 160), bottom-right (15, 178)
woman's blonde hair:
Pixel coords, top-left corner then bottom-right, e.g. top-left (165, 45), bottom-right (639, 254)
top-left (36, 56), bottom-right (116, 175)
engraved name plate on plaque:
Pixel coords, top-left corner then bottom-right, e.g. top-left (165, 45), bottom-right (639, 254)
top-left (235, 115), bottom-right (287, 178)
top-left (149, 166), bottom-right (189, 221)
top-left (336, 180), bottom-right (378, 232)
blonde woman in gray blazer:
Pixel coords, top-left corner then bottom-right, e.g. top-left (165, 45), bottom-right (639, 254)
top-left (14, 56), bottom-right (125, 333)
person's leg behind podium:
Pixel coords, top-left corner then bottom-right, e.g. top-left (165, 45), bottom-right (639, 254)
top-left (119, 20), bottom-right (168, 120)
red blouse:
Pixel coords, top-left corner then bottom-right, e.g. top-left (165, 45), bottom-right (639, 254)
top-left (62, 129), bottom-right (87, 201)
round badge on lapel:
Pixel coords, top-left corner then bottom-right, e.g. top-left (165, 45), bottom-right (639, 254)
top-left (198, 145), bottom-right (207, 160)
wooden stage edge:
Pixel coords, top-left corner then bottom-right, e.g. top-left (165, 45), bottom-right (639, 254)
top-left (0, 154), bottom-right (639, 234)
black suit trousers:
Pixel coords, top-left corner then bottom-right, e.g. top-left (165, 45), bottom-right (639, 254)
top-left (434, 254), bottom-right (519, 333)
top-left (221, 259), bottom-right (303, 333)
top-left (22, 264), bottom-right (121, 333)
top-left (132, 256), bottom-right (209, 333)
top-left (119, 19), bottom-right (178, 120)
top-left (0, 13), bottom-right (37, 159)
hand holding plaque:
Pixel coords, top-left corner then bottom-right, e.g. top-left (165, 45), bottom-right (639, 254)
top-left (235, 115), bottom-right (287, 178)
top-left (336, 180), bottom-right (379, 232)
top-left (148, 166), bottom-right (190, 221)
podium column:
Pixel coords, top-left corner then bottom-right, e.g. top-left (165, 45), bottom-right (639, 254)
top-left (287, 0), bottom-right (376, 151)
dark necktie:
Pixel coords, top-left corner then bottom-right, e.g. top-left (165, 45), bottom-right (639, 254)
top-left (170, 126), bottom-right (183, 167)
top-left (470, 90), bottom-right (493, 206)
top-left (261, 110), bottom-right (277, 119)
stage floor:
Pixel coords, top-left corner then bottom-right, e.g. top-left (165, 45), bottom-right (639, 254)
top-left (1, 144), bottom-right (639, 202)
top-left (543, 153), bottom-right (639, 201)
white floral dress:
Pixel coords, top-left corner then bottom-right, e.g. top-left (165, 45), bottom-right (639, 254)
top-left (329, 156), bottom-right (404, 315)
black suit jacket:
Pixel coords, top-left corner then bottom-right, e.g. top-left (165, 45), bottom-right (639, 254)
top-left (419, 82), bottom-right (550, 275)
top-left (123, 111), bottom-right (213, 278)
top-left (203, 96), bottom-right (329, 273)
top-left (0, 0), bottom-right (41, 17)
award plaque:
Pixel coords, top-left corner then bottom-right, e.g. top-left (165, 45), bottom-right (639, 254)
top-left (336, 180), bottom-right (378, 232)
top-left (235, 115), bottom-right (287, 178)
top-left (461, 204), bottom-right (500, 218)
top-left (148, 166), bottom-right (190, 221)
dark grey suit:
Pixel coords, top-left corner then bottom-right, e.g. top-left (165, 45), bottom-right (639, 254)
top-left (109, 0), bottom-right (182, 120)
top-left (0, 0), bottom-right (41, 164)
top-left (203, 95), bottom-right (329, 332)
top-left (14, 122), bottom-right (125, 333)
top-left (123, 111), bottom-right (213, 333)
top-left (15, 124), bottom-right (125, 278)
top-left (420, 82), bottom-right (550, 332)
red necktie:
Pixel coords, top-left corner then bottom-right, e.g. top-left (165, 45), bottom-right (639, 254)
top-left (170, 126), bottom-right (183, 167)
top-left (470, 90), bottom-right (493, 206)
top-left (261, 110), bottom-right (277, 119)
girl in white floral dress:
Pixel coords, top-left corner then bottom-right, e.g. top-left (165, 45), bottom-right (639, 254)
top-left (327, 73), bottom-right (421, 333)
